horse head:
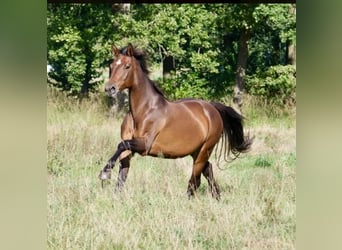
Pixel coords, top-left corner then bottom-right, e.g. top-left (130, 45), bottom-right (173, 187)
top-left (105, 43), bottom-right (136, 97)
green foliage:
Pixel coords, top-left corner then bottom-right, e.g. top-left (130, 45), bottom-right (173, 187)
top-left (254, 155), bottom-right (273, 168)
top-left (245, 65), bottom-right (296, 105)
top-left (47, 3), bottom-right (296, 103)
top-left (253, 4), bottom-right (296, 44)
top-left (128, 4), bottom-right (224, 99)
top-left (47, 4), bottom-right (114, 95)
top-left (161, 71), bottom-right (211, 100)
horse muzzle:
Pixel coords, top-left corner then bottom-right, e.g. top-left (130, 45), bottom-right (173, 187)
top-left (105, 84), bottom-right (118, 97)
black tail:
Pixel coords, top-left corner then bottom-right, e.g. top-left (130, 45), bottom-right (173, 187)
top-left (211, 102), bottom-right (253, 160)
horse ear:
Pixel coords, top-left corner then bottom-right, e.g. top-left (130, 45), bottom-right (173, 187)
top-left (112, 45), bottom-right (119, 57)
top-left (127, 43), bottom-right (134, 57)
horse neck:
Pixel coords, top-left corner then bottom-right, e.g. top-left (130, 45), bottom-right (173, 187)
top-left (129, 71), bottom-right (166, 117)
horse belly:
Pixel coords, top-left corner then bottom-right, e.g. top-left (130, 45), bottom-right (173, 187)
top-left (149, 122), bottom-right (205, 158)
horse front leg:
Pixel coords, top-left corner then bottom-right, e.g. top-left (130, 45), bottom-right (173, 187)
top-left (115, 151), bottom-right (132, 191)
top-left (98, 140), bottom-right (131, 182)
top-left (99, 139), bottom-right (145, 183)
top-left (115, 112), bottom-right (134, 190)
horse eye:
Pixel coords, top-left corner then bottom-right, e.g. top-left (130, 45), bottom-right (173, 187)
top-left (125, 64), bottom-right (131, 69)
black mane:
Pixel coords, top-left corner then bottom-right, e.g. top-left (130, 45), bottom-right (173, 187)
top-left (120, 45), bottom-right (150, 74)
top-left (149, 79), bottom-right (165, 97)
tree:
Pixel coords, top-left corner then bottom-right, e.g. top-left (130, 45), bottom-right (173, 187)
top-left (47, 3), bottom-right (296, 105)
top-left (228, 4), bottom-right (256, 110)
top-left (286, 4), bottom-right (296, 66)
top-left (214, 4), bottom-right (296, 110)
top-left (47, 4), bottom-right (114, 97)
top-left (110, 4), bottom-right (223, 99)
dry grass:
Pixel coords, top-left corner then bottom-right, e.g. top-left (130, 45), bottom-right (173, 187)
top-left (47, 88), bottom-right (295, 249)
top-left (249, 126), bottom-right (295, 155)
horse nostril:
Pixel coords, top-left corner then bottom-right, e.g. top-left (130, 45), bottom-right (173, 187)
top-left (105, 85), bottom-right (117, 97)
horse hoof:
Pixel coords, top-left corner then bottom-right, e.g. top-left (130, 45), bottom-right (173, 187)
top-left (98, 169), bottom-right (111, 180)
top-left (186, 190), bottom-right (194, 200)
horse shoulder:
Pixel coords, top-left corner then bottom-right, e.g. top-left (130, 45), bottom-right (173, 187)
top-left (121, 112), bottom-right (135, 140)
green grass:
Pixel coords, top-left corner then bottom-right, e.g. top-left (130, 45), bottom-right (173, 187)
top-left (47, 88), bottom-right (295, 249)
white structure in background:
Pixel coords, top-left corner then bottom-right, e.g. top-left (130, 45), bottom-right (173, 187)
top-left (47, 64), bottom-right (52, 73)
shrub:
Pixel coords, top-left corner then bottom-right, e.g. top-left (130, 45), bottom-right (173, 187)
top-left (245, 65), bottom-right (296, 106)
top-left (159, 71), bottom-right (211, 100)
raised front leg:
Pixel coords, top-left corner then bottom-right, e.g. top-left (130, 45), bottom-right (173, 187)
top-left (98, 140), bottom-right (130, 181)
top-left (99, 139), bottom-right (146, 181)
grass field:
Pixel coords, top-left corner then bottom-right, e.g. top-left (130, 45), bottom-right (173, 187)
top-left (47, 88), bottom-right (296, 249)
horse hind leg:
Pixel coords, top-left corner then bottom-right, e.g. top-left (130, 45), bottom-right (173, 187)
top-left (187, 146), bottom-right (211, 199)
top-left (187, 141), bottom-right (220, 200)
top-left (187, 169), bottom-right (202, 199)
top-left (202, 161), bottom-right (221, 200)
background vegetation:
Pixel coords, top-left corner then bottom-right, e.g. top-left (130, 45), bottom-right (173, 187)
top-left (47, 3), bottom-right (296, 107)
top-left (47, 3), bottom-right (296, 249)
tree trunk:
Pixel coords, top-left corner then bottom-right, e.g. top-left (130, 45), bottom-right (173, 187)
top-left (287, 4), bottom-right (296, 66)
top-left (287, 43), bottom-right (296, 66)
top-left (162, 55), bottom-right (175, 81)
top-left (112, 3), bottom-right (130, 14)
top-left (80, 43), bottom-right (92, 99)
top-left (233, 28), bottom-right (251, 111)
top-left (80, 64), bottom-right (91, 98)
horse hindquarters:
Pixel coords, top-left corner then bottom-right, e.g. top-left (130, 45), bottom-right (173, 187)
top-left (184, 102), bottom-right (224, 199)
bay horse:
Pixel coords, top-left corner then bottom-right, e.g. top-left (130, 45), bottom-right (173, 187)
top-left (99, 43), bottom-right (253, 200)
